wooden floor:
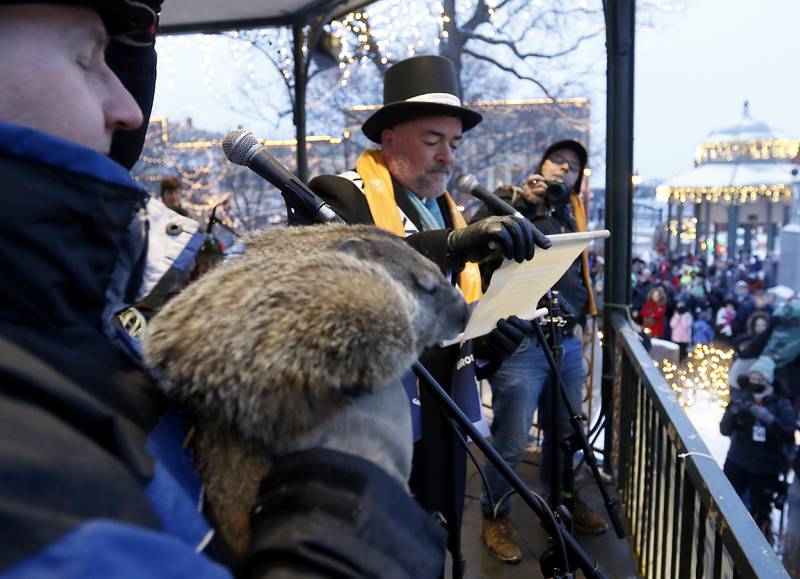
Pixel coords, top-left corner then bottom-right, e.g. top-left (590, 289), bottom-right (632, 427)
top-left (450, 447), bottom-right (639, 579)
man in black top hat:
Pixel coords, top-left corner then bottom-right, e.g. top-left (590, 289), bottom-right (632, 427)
top-left (310, 54), bottom-right (543, 575)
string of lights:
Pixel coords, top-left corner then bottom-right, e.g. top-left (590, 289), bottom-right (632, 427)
top-left (695, 139), bottom-right (800, 166)
top-left (657, 343), bottom-right (734, 409)
top-left (656, 183), bottom-right (792, 205)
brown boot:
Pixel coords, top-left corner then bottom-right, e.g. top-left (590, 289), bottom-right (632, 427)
top-left (481, 513), bottom-right (522, 564)
top-left (572, 498), bottom-right (608, 534)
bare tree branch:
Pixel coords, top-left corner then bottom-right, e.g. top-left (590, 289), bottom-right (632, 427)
top-left (462, 47), bottom-right (556, 99)
top-left (463, 27), bottom-right (604, 60)
top-left (461, 0), bottom-right (491, 33)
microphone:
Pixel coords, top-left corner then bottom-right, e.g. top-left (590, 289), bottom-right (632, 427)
top-left (222, 129), bottom-right (344, 225)
top-left (456, 174), bottom-right (551, 249)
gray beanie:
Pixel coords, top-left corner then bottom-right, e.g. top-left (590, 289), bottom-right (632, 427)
top-left (749, 356), bottom-right (775, 384)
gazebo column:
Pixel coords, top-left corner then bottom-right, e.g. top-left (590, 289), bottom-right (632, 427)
top-left (743, 216), bottom-right (753, 255)
top-left (712, 221), bottom-right (720, 262)
top-left (675, 202), bottom-right (684, 254)
top-left (703, 201), bottom-right (712, 263)
top-left (665, 202), bottom-right (673, 252)
top-left (694, 200), bottom-right (703, 257)
top-left (727, 204), bottom-right (739, 260)
top-left (766, 200), bottom-right (775, 252)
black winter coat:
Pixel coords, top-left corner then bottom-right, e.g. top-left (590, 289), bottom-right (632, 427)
top-left (720, 387), bottom-right (796, 476)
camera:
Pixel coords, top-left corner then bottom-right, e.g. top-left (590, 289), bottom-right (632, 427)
top-left (736, 374), bottom-right (767, 394)
top-left (544, 180), bottom-right (568, 206)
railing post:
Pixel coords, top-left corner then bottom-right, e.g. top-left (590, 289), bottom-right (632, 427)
top-left (602, 0), bottom-right (636, 472)
top-left (292, 21), bottom-right (308, 182)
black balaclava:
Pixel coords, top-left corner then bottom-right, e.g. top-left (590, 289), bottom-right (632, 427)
top-left (1, 1), bottom-right (162, 169)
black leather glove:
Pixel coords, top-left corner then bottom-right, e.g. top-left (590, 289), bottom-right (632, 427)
top-left (246, 448), bottom-right (447, 579)
top-left (447, 215), bottom-right (539, 265)
top-left (486, 316), bottom-right (534, 360)
top-left (474, 316), bottom-right (534, 379)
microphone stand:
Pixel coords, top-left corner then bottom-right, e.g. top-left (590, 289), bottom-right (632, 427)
top-left (206, 201), bottom-right (240, 239)
top-left (543, 292), bottom-right (565, 516)
top-left (412, 361), bottom-right (606, 579)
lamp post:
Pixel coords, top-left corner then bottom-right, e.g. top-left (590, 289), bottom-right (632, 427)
top-left (777, 167), bottom-right (800, 291)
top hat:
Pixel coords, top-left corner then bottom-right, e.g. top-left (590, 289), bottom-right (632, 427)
top-left (362, 55), bottom-right (483, 143)
top-left (0, 1), bottom-right (157, 35)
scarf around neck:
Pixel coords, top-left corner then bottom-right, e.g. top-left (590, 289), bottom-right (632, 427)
top-left (355, 148), bottom-right (482, 303)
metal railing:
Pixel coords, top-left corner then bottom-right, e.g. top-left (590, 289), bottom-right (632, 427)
top-left (606, 313), bottom-right (789, 578)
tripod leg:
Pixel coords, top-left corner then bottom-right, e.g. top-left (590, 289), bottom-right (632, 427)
top-left (533, 324), bottom-right (626, 538)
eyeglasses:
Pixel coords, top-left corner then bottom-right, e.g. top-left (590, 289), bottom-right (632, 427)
top-left (546, 153), bottom-right (579, 172)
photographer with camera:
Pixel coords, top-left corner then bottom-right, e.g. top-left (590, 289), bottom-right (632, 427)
top-left (472, 140), bottom-right (607, 564)
top-left (721, 357), bottom-right (797, 543)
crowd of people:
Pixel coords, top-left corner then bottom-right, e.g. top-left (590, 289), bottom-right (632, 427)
top-left (628, 252), bottom-right (798, 379)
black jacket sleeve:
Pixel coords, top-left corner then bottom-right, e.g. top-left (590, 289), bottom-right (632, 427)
top-left (309, 174), bottom-right (453, 272)
top-left (767, 397), bottom-right (797, 442)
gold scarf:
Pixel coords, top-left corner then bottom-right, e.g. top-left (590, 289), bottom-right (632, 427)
top-left (570, 193), bottom-right (598, 316)
top-left (355, 149), bottom-right (483, 304)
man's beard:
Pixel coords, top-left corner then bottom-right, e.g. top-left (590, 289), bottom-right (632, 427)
top-left (414, 164), bottom-right (452, 197)
top-left (391, 151), bottom-right (451, 198)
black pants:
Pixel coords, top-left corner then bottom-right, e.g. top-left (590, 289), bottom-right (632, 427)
top-left (723, 459), bottom-right (777, 525)
top-left (409, 347), bottom-right (466, 578)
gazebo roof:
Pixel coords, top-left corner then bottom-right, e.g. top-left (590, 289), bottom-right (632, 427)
top-left (657, 161), bottom-right (796, 204)
top-left (707, 101), bottom-right (774, 143)
top-left (667, 161), bottom-right (794, 189)
top-left (693, 102), bottom-right (797, 166)
top-left (657, 101), bottom-right (800, 204)
top-left (159, 0), bottom-right (372, 33)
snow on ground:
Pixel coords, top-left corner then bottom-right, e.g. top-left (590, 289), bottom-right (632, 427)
top-left (681, 390), bottom-right (729, 467)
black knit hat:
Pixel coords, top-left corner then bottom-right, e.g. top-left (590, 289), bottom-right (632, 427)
top-left (542, 140), bottom-right (588, 169)
top-left (0, 1), bottom-right (158, 36)
top-left (537, 139), bottom-right (589, 194)
top-left (362, 55), bottom-right (483, 143)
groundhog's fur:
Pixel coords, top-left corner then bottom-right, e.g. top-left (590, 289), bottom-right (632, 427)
top-left (143, 224), bottom-right (467, 557)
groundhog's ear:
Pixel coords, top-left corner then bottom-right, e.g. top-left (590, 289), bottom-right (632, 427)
top-left (337, 238), bottom-right (366, 257)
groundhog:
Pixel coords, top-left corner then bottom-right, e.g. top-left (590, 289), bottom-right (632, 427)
top-left (142, 224), bottom-right (468, 557)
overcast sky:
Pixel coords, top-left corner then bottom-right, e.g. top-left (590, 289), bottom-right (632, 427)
top-left (633, 0), bottom-right (800, 181)
top-left (151, 0), bottom-right (800, 184)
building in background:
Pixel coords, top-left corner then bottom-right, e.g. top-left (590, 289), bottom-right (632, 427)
top-left (656, 103), bottom-right (798, 264)
top-left (133, 98), bottom-right (591, 232)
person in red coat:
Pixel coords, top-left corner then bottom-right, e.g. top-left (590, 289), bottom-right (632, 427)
top-left (641, 286), bottom-right (668, 338)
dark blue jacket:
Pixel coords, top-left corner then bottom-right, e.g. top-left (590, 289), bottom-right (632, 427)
top-left (0, 123), bottom-right (446, 578)
top-left (720, 386), bottom-right (796, 476)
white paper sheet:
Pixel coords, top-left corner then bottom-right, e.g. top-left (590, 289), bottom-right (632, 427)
top-left (441, 230), bottom-right (611, 346)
